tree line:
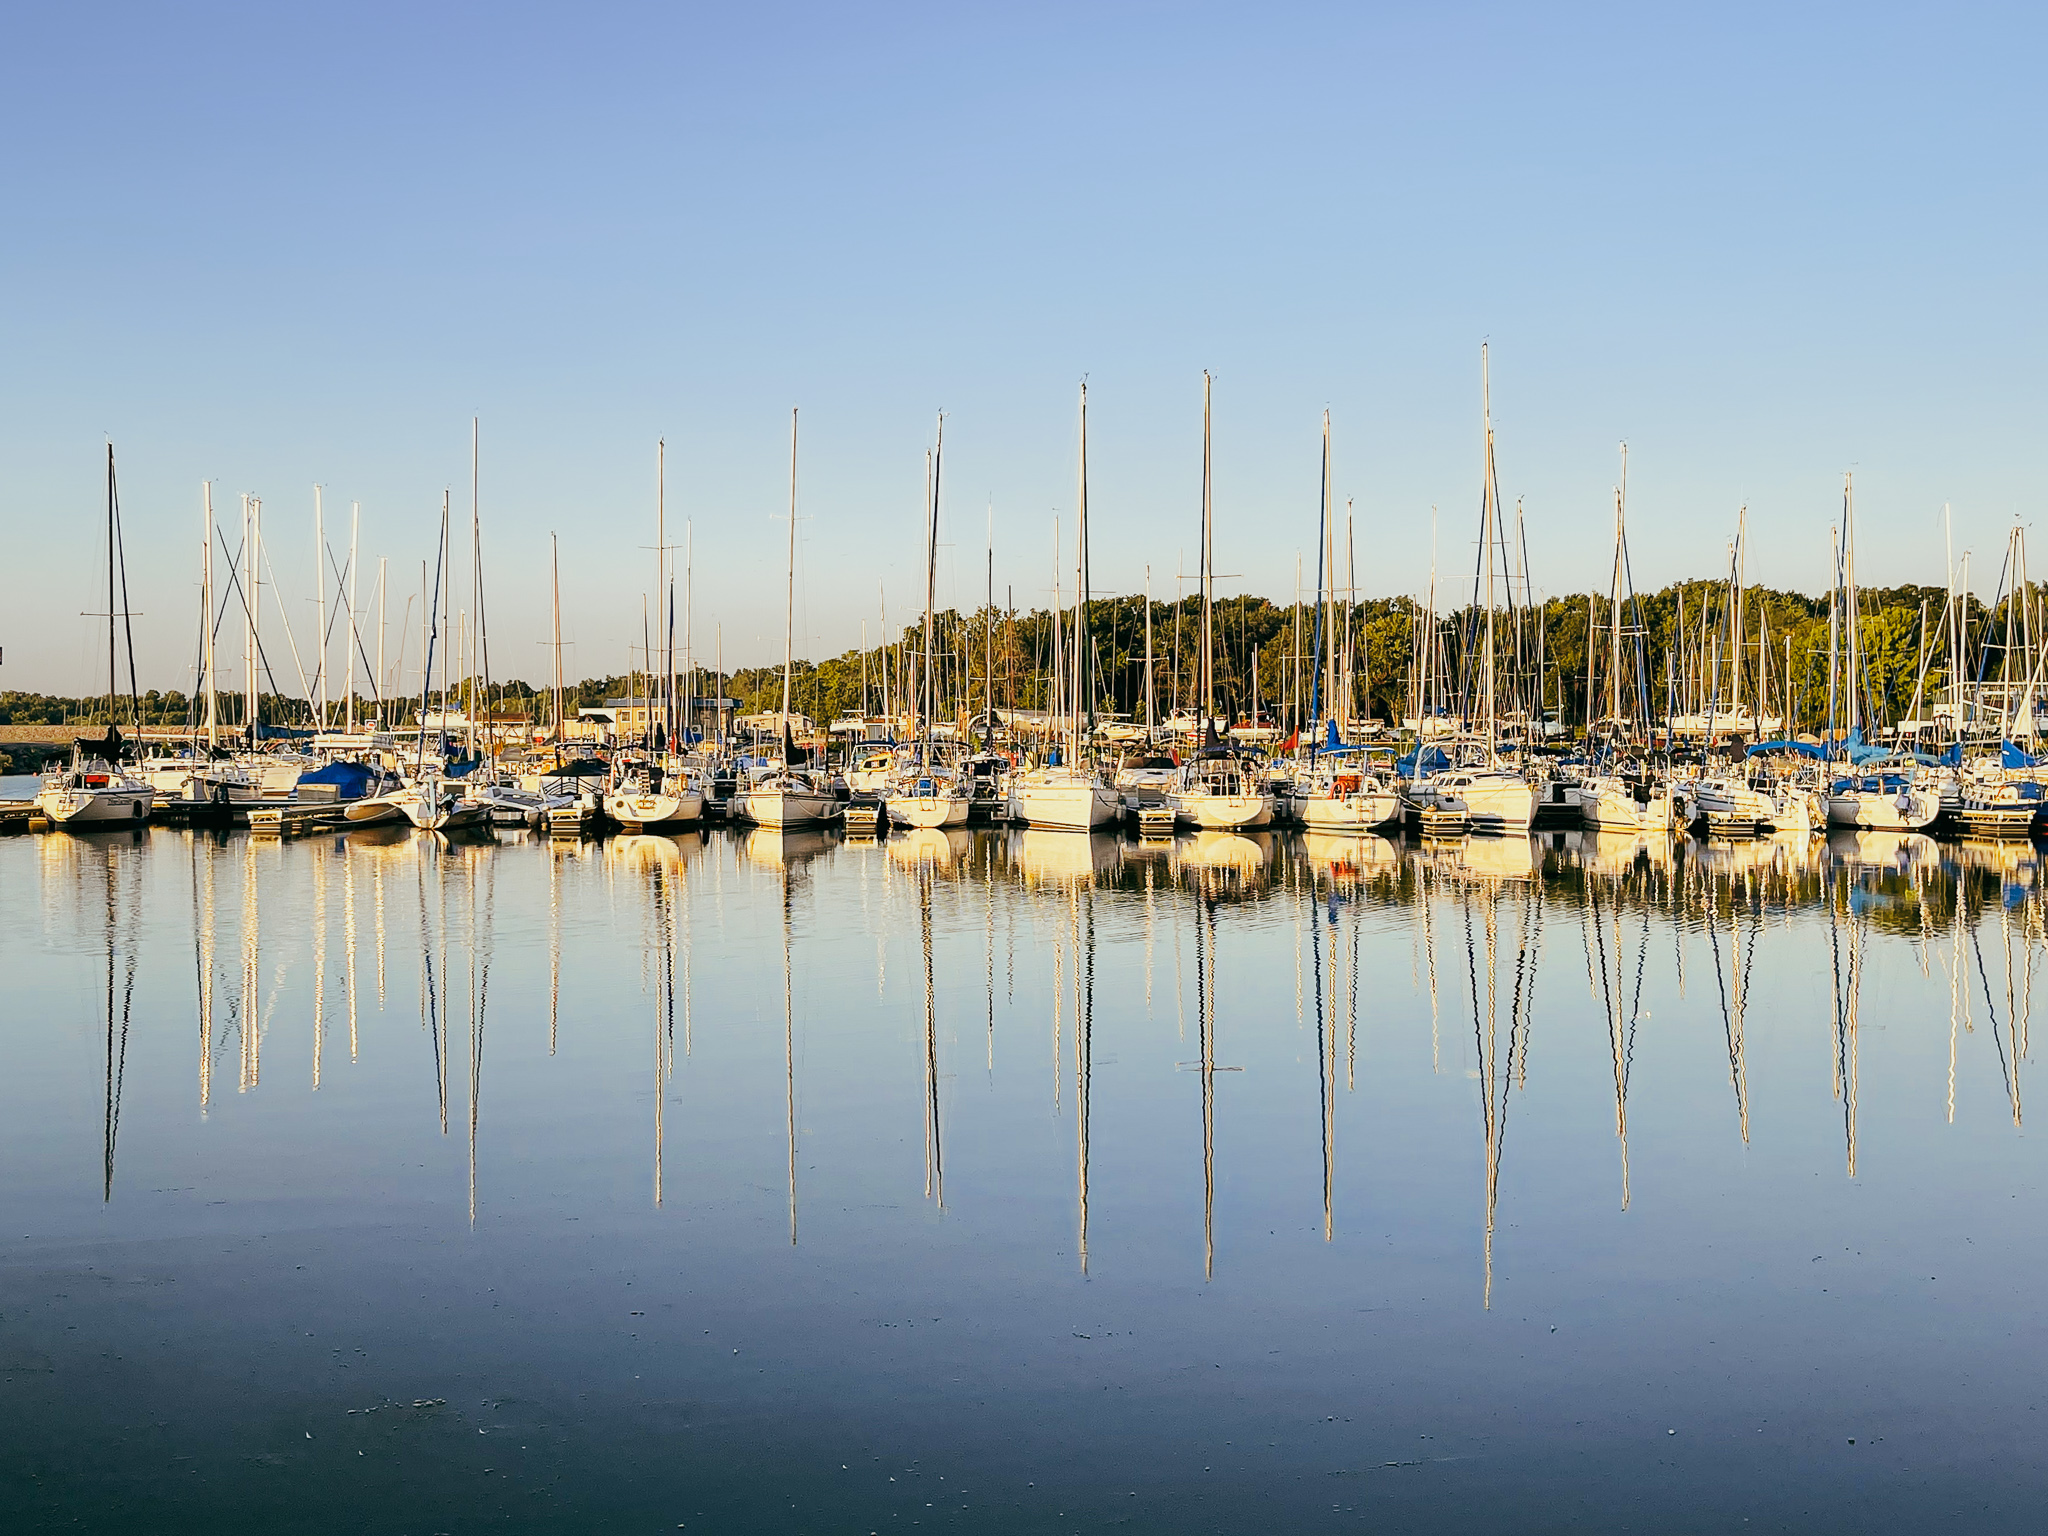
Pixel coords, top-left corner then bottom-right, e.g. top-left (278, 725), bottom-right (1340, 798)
top-left (5, 574), bottom-right (2030, 739)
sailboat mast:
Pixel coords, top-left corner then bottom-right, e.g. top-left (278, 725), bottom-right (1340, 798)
top-left (1612, 449), bottom-right (1627, 733)
top-left (1605, 505), bottom-right (1622, 733)
top-left (1311, 410), bottom-right (1330, 734)
top-left (105, 446), bottom-right (117, 726)
top-left (1144, 564), bottom-right (1155, 735)
top-left (656, 437), bottom-right (668, 748)
top-left (315, 485), bottom-right (326, 729)
top-left (1075, 383), bottom-right (1089, 758)
top-left (202, 482), bottom-right (219, 748)
top-left (1826, 527), bottom-right (1842, 742)
top-left (245, 494), bottom-right (260, 739)
top-left (439, 490), bottom-right (453, 752)
top-left (1843, 475), bottom-right (1860, 735)
top-left (927, 417), bottom-right (944, 743)
top-left (551, 533), bottom-right (565, 745)
top-left (685, 520), bottom-right (694, 749)
top-left (375, 557), bottom-right (387, 730)
top-left (1480, 347), bottom-right (1497, 752)
top-left (345, 502), bottom-right (360, 734)
top-left (1200, 372), bottom-right (1215, 727)
top-left (985, 502), bottom-right (994, 739)
top-left (1344, 499), bottom-right (1356, 733)
top-left (783, 409), bottom-right (798, 726)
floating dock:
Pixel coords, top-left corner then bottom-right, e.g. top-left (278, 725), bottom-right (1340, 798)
top-left (246, 803), bottom-right (348, 836)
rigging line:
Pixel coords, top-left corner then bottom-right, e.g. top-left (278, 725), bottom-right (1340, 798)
top-left (324, 544), bottom-right (385, 710)
top-left (1971, 917), bottom-right (2021, 1122)
top-left (1708, 884), bottom-right (1748, 1142)
top-left (1627, 907), bottom-right (1650, 1087)
top-left (111, 452), bottom-right (142, 724)
top-left (209, 527), bottom-right (291, 716)
top-left (418, 854), bottom-right (448, 1136)
top-left (1311, 878), bottom-right (1332, 1241)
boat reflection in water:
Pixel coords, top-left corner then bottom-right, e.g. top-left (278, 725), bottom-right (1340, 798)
top-left (25, 824), bottom-right (2048, 1296)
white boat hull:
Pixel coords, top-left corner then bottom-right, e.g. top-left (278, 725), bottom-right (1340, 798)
top-left (737, 788), bottom-right (840, 828)
top-left (1410, 771), bottom-right (1534, 832)
top-left (886, 793), bottom-right (970, 829)
top-left (1825, 787), bottom-right (1940, 831)
top-left (396, 791), bottom-right (493, 831)
top-left (1577, 778), bottom-right (1673, 833)
top-left (1172, 790), bottom-right (1274, 829)
top-left (343, 795), bottom-right (409, 825)
top-left (604, 789), bottom-right (705, 827)
top-left (1687, 780), bottom-right (1776, 832)
top-left (1011, 774), bottom-right (1119, 830)
top-left (36, 784), bottom-right (154, 825)
top-left (1290, 789), bottom-right (1399, 832)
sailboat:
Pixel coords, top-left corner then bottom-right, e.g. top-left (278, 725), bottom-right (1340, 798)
top-left (1576, 455), bottom-right (1676, 834)
top-left (1171, 374), bottom-right (1275, 830)
top-left (1821, 478), bottom-right (1940, 832)
top-left (735, 409), bottom-right (841, 829)
top-left (392, 492), bottom-right (489, 832)
top-left (1401, 348), bottom-right (1535, 834)
top-left (39, 447), bottom-right (156, 828)
top-left (885, 418), bottom-right (971, 830)
top-left (1287, 415), bottom-right (1399, 832)
top-left (1009, 382), bottom-right (1120, 831)
top-left (604, 445), bottom-right (706, 829)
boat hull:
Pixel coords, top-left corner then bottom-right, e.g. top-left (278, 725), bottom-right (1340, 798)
top-left (36, 785), bottom-right (154, 826)
top-left (1290, 790), bottom-right (1400, 832)
top-left (604, 790), bottom-right (706, 828)
top-left (886, 793), bottom-right (969, 829)
top-left (1172, 790), bottom-right (1274, 830)
top-left (1825, 788), bottom-right (1940, 832)
top-left (737, 788), bottom-right (840, 828)
top-left (1011, 776), bottom-right (1119, 830)
top-left (1577, 779), bottom-right (1674, 834)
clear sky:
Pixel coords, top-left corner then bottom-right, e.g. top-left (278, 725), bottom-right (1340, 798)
top-left (2, 2), bottom-right (2041, 696)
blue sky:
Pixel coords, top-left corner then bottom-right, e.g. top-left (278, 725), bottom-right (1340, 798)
top-left (2, 2), bottom-right (2041, 694)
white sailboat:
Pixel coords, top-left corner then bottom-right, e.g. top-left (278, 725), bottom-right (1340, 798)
top-left (1403, 351), bottom-right (1533, 834)
top-left (1009, 382), bottom-right (1118, 832)
top-left (736, 409), bottom-right (841, 830)
top-left (393, 493), bottom-right (489, 832)
top-left (1577, 460), bottom-right (1675, 834)
top-left (1821, 476), bottom-right (1940, 832)
top-left (1287, 416), bottom-right (1397, 832)
top-left (39, 448), bottom-right (156, 829)
top-left (1171, 373), bottom-right (1274, 830)
top-left (885, 417), bottom-right (970, 831)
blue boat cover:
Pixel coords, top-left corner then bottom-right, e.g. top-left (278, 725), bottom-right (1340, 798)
top-left (297, 761), bottom-right (379, 798)
top-left (1396, 744), bottom-right (1450, 778)
top-left (1745, 739), bottom-right (1825, 760)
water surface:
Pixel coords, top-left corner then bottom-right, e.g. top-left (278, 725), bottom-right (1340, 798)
top-left (3, 804), bottom-right (2045, 1531)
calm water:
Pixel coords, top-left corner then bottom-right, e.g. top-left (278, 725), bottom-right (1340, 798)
top-left (5, 785), bottom-right (2048, 1532)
